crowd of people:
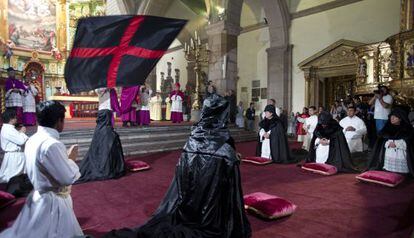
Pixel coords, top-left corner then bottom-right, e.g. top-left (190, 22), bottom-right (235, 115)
top-left (0, 79), bottom-right (413, 237)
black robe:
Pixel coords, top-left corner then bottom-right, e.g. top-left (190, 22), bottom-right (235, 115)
top-left (104, 94), bottom-right (251, 238)
top-left (367, 112), bottom-right (414, 176)
top-left (77, 109), bottom-right (125, 183)
top-left (306, 121), bottom-right (356, 172)
top-left (255, 116), bottom-right (295, 163)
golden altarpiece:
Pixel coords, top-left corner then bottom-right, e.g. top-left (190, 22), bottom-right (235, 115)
top-left (0, 0), bottom-right (105, 116)
top-left (300, 0), bottom-right (414, 109)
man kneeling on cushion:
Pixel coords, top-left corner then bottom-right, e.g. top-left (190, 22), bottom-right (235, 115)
top-left (367, 108), bottom-right (414, 176)
top-left (305, 111), bottom-right (356, 172)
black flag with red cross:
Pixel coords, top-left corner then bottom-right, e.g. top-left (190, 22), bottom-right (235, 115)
top-left (64, 15), bottom-right (187, 94)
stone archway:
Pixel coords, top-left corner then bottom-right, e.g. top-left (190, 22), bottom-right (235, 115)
top-left (120, 0), bottom-right (291, 109)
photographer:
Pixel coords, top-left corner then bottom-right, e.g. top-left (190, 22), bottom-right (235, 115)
top-left (369, 85), bottom-right (393, 133)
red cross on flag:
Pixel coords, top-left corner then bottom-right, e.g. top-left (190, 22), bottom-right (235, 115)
top-left (64, 15), bottom-right (187, 94)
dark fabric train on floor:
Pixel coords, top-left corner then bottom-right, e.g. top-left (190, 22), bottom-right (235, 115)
top-left (305, 112), bottom-right (357, 172)
top-left (76, 109), bottom-right (125, 183)
top-left (104, 93), bottom-right (251, 238)
top-left (367, 108), bottom-right (414, 176)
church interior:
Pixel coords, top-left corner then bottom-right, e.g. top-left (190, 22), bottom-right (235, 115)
top-left (0, 0), bottom-right (414, 237)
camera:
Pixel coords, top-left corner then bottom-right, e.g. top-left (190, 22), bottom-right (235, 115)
top-left (373, 84), bottom-right (383, 94)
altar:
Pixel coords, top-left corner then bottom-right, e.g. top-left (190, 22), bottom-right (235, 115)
top-left (49, 95), bottom-right (99, 119)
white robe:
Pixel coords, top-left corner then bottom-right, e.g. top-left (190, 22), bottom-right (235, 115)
top-left (383, 139), bottom-right (409, 173)
top-left (0, 124), bottom-right (28, 183)
top-left (22, 84), bottom-right (38, 113)
top-left (171, 94), bottom-right (183, 113)
top-left (303, 115), bottom-right (318, 151)
top-left (96, 88), bottom-right (111, 111)
top-left (0, 126), bottom-right (83, 238)
top-left (339, 116), bottom-right (367, 153)
top-left (150, 96), bottom-right (162, 121)
top-left (236, 106), bottom-right (244, 128)
top-left (259, 129), bottom-right (272, 160)
top-left (314, 137), bottom-right (330, 164)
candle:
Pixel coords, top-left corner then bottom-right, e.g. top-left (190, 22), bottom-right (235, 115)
top-left (198, 37), bottom-right (201, 45)
top-left (184, 42), bottom-right (187, 52)
top-left (194, 30), bottom-right (198, 40)
top-left (191, 38), bottom-right (194, 49)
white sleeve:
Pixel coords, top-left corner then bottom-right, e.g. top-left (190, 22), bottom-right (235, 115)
top-left (41, 142), bottom-right (81, 186)
top-left (259, 129), bottom-right (265, 142)
top-left (31, 85), bottom-right (38, 96)
top-left (297, 117), bottom-right (306, 123)
top-left (394, 139), bottom-right (407, 150)
top-left (384, 140), bottom-right (391, 148)
top-left (355, 119), bottom-right (367, 137)
top-left (6, 128), bottom-right (29, 146)
top-left (383, 95), bottom-right (393, 104)
top-left (339, 118), bottom-right (346, 133)
top-left (5, 89), bottom-right (13, 99)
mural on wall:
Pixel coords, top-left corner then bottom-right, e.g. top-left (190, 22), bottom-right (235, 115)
top-left (8, 0), bottom-right (57, 51)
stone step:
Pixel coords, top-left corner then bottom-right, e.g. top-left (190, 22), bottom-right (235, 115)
top-left (0, 126), bottom-right (257, 161)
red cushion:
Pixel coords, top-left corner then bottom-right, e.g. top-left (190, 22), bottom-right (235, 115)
top-left (0, 191), bottom-right (16, 210)
top-left (244, 192), bottom-right (297, 219)
top-left (356, 170), bottom-right (405, 187)
top-left (301, 163), bottom-right (337, 176)
top-left (125, 160), bottom-right (151, 172)
top-left (242, 157), bottom-right (272, 165)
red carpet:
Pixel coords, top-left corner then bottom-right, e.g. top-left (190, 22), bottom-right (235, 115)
top-left (1, 141), bottom-right (414, 238)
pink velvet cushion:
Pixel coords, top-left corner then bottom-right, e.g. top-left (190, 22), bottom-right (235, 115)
top-left (125, 160), bottom-right (151, 172)
top-left (356, 170), bottom-right (405, 187)
top-left (301, 163), bottom-right (337, 176)
top-left (244, 192), bottom-right (297, 219)
top-left (242, 157), bottom-right (272, 165)
top-left (0, 191), bottom-right (16, 210)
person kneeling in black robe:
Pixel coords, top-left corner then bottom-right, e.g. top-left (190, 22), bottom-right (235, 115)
top-left (76, 109), bottom-right (125, 183)
top-left (305, 111), bottom-right (356, 172)
top-left (104, 93), bottom-right (251, 238)
top-left (255, 105), bottom-right (294, 163)
top-left (367, 108), bottom-right (414, 176)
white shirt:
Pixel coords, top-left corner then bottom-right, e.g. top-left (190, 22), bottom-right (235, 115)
top-left (96, 88), bottom-right (111, 111)
top-left (339, 116), bottom-right (367, 153)
top-left (374, 94), bottom-right (393, 120)
top-left (1, 124), bottom-right (28, 152)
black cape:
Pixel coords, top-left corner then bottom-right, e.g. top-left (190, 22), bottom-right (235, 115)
top-left (256, 115), bottom-right (295, 164)
top-left (6, 174), bottom-right (33, 197)
top-left (367, 108), bottom-right (414, 176)
top-left (77, 109), bottom-right (125, 183)
top-left (104, 93), bottom-right (251, 238)
top-left (305, 114), bottom-right (356, 172)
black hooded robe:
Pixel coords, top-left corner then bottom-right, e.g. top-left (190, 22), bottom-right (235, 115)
top-left (305, 112), bottom-right (356, 173)
top-left (367, 108), bottom-right (414, 176)
top-left (77, 109), bottom-right (125, 183)
top-left (104, 94), bottom-right (251, 238)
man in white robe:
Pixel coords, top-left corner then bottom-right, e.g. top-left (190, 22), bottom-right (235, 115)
top-left (303, 106), bottom-right (318, 151)
top-left (0, 109), bottom-right (28, 183)
top-left (339, 106), bottom-right (367, 153)
top-left (0, 101), bottom-right (83, 238)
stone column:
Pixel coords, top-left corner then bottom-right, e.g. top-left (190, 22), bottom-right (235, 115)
top-left (266, 44), bottom-right (293, 111)
top-left (205, 21), bottom-right (241, 96)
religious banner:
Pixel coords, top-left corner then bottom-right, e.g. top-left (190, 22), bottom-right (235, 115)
top-left (8, 0), bottom-right (57, 51)
top-left (64, 15), bottom-right (187, 94)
